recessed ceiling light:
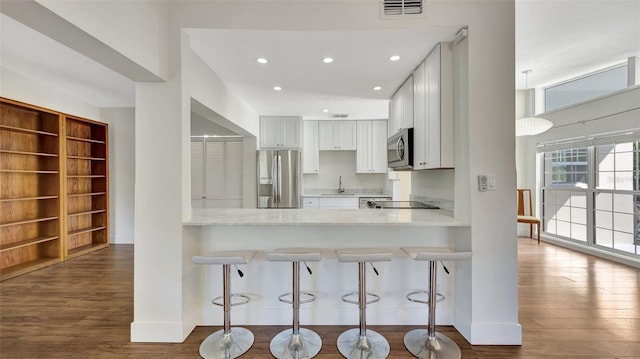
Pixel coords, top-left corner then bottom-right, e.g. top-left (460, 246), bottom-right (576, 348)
top-left (273, 86), bottom-right (282, 91)
top-left (257, 58), bottom-right (268, 64)
top-left (322, 109), bottom-right (329, 113)
top-left (322, 57), bottom-right (334, 64)
top-left (389, 55), bottom-right (400, 62)
top-left (373, 86), bottom-right (382, 91)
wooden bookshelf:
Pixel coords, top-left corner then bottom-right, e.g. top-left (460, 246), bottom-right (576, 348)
top-left (0, 98), bottom-right (110, 281)
top-left (64, 116), bottom-right (109, 260)
top-left (0, 99), bottom-right (63, 281)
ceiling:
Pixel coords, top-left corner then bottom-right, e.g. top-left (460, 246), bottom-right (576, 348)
top-left (1, 1), bottom-right (638, 122)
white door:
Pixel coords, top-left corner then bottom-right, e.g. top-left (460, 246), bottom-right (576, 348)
top-left (191, 140), bottom-right (205, 208)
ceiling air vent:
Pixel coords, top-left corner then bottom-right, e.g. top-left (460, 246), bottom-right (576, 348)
top-left (382, 0), bottom-right (423, 16)
top-left (331, 113), bottom-right (349, 119)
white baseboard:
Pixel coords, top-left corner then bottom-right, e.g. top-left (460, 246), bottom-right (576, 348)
top-left (469, 322), bottom-right (522, 345)
top-left (130, 320), bottom-right (192, 343)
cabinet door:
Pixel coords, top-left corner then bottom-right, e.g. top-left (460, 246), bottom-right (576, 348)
top-left (389, 90), bottom-right (403, 135)
top-left (370, 120), bottom-right (388, 173)
top-left (356, 121), bottom-right (371, 173)
top-left (401, 75), bottom-right (414, 129)
top-left (318, 121), bottom-right (335, 150)
top-left (413, 61), bottom-right (427, 169)
top-left (425, 44), bottom-right (441, 168)
top-left (302, 197), bottom-right (319, 208)
top-left (282, 117), bottom-right (301, 148)
top-left (260, 116), bottom-right (282, 148)
top-left (303, 121), bottom-right (319, 173)
top-left (336, 121), bottom-right (356, 150)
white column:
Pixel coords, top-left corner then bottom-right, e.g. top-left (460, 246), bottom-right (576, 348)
top-left (130, 29), bottom-right (192, 342)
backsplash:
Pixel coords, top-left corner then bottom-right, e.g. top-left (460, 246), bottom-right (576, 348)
top-left (303, 151), bottom-right (388, 191)
top-left (410, 194), bottom-right (454, 213)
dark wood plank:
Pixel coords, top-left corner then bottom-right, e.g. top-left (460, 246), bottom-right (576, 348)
top-left (1, 238), bottom-right (638, 358)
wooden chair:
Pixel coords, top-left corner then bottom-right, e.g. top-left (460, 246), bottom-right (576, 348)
top-left (517, 189), bottom-right (541, 244)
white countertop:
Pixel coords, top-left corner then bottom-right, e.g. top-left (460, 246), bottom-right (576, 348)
top-left (185, 208), bottom-right (469, 227)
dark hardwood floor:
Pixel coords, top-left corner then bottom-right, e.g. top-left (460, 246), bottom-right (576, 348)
top-left (1, 238), bottom-right (638, 358)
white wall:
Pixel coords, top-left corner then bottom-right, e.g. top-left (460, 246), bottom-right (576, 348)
top-left (0, 66), bottom-right (99, 119)
top-left (37, 0), bottom-right (169, 80)
top-left (411, 169), bottom-right (455, 201)
top-left (190, 51), bottom-right (259, 138)
top-left (303, 151), bottom-right (389, 191)
top-left (100, 108), bottom-right (135, 244)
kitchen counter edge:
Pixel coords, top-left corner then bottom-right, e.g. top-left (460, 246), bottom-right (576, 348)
top-left (184, 208), bottom-right (470, 227)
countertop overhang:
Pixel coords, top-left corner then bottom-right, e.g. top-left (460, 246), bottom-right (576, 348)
top-left (185, 208), bottom-right (469, 227)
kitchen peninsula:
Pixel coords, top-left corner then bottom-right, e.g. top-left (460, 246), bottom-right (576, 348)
top-left (183, 208), bottom-right (471, 331)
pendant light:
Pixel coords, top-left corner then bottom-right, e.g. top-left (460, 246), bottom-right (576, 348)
top-left (516, 70), bottom-right (553, 136)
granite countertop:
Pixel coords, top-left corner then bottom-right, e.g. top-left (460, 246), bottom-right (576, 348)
top-left (184, 208), bottom-right (469, 227)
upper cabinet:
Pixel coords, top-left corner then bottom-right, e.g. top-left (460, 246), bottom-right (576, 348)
top-left (413, 42), bottom-right (454, 170)
top-left (260, 116), bottom-right (301, 149)
top-left (356, 120), bottom-right (388, 173)
top-left (318, 120), bottom-right (356, 150)
top-left (302, 120), bottom-right (319, 173)
top-left (388, 75), bottom-right (414, 136)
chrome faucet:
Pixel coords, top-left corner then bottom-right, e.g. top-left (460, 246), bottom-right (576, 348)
top-left (338, 176), bottom-right (345, 193)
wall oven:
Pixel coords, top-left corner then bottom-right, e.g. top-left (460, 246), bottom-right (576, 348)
top-left (387, 128), bottom-right (413, 170)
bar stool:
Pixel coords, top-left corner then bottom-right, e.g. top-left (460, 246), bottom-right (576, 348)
top-left (336, 248), bottom-right (393, 359)
top-left (192, 251), bottom-right (256, 359)
top-left (267, 248), bottom-right (323, 359)
top-left (401, 247), bottom-right (471, 359)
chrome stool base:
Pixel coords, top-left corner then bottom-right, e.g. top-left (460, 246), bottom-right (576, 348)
top-left (403, 329), bottom-right (461, 359)
top-left (337, 328), bottom-right (390, 359)
top-left (270, 328), bottom-right (322, 359)
top-left (199, 327), bottom-right (254, 359)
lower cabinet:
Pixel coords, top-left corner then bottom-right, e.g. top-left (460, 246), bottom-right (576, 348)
top-left (302, 197), bottom-right (359, 209)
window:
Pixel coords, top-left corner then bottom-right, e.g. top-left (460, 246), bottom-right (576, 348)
top-left (540, 134), bottom-right (640, 256)
top-left (544, 63), bottom-right (629, 112)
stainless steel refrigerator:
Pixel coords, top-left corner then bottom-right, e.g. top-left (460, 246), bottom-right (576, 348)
top-left (257, 150), bottom-right (300, 208)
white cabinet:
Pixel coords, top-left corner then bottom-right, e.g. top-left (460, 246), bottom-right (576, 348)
top-left (302, 196), bottom-right (359, 209)
top-left (319, 197), bottom-right (359, 209)
top-left (260, 116), bottom-right (301, 149)
top-left (303, 120), bottom-right (320, 173)
top-left (388, 75), bottom-right (414, 135)
top-left (356, 120), bottom-right (388, 173)
top-left (302, 197), bottom-right (319, 208)
top-left (413, 42), bottom-right (454, 170)
top-left (318, 120), bottom-right (356, 150)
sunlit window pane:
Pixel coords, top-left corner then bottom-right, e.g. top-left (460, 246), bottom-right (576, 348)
top-left (544, 64), bottom-right (628, 112)
top-left (595, 210), bottom-right (613, 230)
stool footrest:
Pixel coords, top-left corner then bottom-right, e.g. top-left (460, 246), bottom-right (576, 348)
top-left (406, 290), bottom-right (445, 305)
top-left (212, 293), bottom-right (251, 307)
top-left (277, 291), bottom-right (316, 305)
top-left (341, 291), bottom-right (380, 305)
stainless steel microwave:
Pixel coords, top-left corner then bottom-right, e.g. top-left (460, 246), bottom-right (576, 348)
top-left (387, 128), bottom-right (413, 170)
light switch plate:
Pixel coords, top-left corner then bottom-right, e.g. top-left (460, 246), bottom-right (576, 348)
top-left (487, 175), bottom-right (496, 190)
top-left (478, 175), bottom-right (488, 192)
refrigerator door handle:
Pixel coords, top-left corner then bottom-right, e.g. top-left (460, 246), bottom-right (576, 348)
top-left (275, 153), bottom-right (282, 204)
